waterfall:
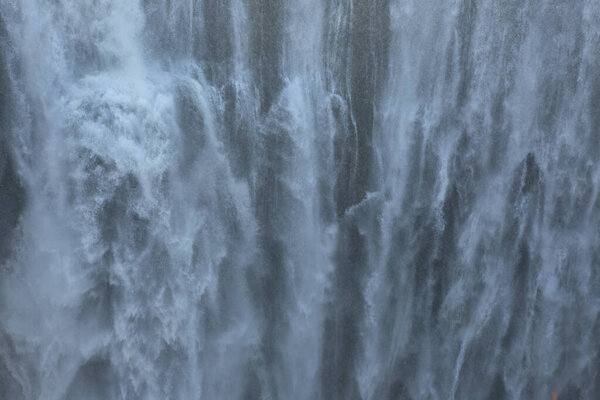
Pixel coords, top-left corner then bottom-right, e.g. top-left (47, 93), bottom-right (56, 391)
top-left (1, 1), bottom-right (599, 399)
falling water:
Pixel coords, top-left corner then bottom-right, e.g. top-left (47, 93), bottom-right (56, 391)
top-left (1, 1), bottom-right (600, 399)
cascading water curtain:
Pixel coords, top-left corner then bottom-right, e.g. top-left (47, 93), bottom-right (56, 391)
top-left (1, 1), bottom-right (599, 399)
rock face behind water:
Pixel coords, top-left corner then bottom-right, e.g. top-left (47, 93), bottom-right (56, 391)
top-left (0, 13), bottom-right (25, 264)
top-left (0, 143), bottom-right (24, 262)
top-left (0, 1), bottom-right (599, 399)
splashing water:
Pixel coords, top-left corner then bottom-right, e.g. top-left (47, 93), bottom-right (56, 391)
top-left (1, 1), bottom-right (599, 399)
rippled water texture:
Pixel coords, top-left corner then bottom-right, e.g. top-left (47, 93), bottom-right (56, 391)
top-left (1, 1), bottom-right (600, 399)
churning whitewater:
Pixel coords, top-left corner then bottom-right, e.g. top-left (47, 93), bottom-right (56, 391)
top-left (1, 0), bottom-right (600, 399)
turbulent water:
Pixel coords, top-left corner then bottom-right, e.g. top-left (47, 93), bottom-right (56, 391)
top-left (1, 1), bottom-right (600, 399)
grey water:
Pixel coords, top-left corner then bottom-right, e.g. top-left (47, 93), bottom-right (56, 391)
top-left (1, 1), bottom-right (599, 399)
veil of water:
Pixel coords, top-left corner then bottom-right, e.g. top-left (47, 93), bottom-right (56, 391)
top-left (1, 1), bottom-right (599, 399)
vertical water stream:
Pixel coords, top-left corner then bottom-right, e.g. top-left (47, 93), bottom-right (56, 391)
top-left (1, 1), bottom-right (599, 399)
